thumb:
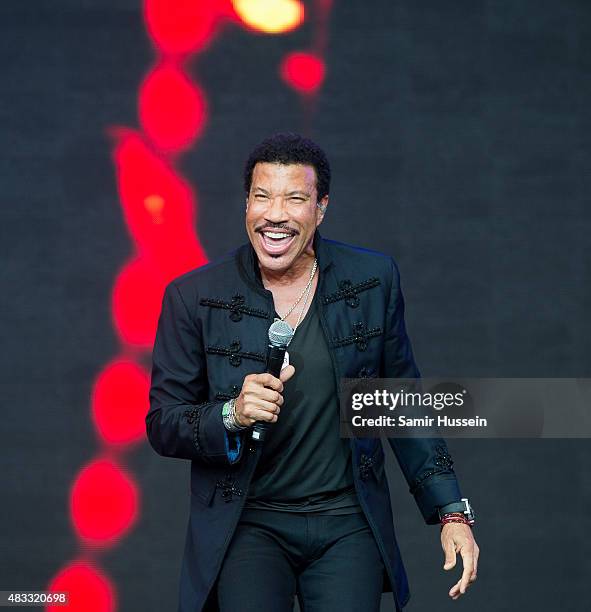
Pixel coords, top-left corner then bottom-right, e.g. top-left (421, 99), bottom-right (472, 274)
top-left (279, 364), bottom-right (296, 383)
top-left (443, 540), bottom-right (457, 570)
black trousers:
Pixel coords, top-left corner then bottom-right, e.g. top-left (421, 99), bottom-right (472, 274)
top-left (216, 508), bottom-right (385, 612)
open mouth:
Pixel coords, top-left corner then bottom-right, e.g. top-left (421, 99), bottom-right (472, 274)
top-left (258, 230), bottom-right (296, 256)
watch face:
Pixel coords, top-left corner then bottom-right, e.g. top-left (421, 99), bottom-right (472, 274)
top-left (222, 401), bottom-right (231, 417)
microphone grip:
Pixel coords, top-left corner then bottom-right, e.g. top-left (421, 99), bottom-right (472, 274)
top-left (266, 347), bottom-right (285, 378)
top-left (251, 344), bottom-right (287, 443)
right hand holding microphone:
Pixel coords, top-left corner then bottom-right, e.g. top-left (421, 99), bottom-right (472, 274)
top-left (234, 366), bottom-right (295, 428)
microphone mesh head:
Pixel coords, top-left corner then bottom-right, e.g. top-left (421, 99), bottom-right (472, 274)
top-left (268, 319), bottom-right (294, 348)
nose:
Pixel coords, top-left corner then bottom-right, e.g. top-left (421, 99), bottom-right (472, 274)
top-left (264, 195), bottom-right (288, 222)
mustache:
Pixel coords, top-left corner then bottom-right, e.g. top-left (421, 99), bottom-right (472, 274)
top-left (256, 224), bottom-right (298, 235)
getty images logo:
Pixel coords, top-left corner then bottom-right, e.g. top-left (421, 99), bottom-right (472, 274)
top-left (350, 388), bottom-right (468, 411)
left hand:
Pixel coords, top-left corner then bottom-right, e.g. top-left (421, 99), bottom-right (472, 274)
top-left (441, 522), bottom-right (479, 600)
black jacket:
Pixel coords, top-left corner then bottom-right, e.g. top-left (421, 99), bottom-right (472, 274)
top-left (147, 229), bottom-right (463, 611)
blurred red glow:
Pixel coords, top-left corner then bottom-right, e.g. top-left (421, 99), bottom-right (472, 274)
top-left (139, 64), bottom-right (207, 151)
top-left (70, 459), bottom-right (138, 545)
top-left (112, 133), bottom-right (207, 273)
top-left (280, 51), bottom-right (325, 93)
top-left (92, 359), bottom-right (150, 445)
top-left (112, 257), bottom-right (166, 347)
top-left (47, 561), bottom-right (115, 612)
top-left (144, 0), bottom-right (222, 55)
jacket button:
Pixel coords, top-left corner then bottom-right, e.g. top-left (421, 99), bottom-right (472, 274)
top-left (359, 453), bottom-right (373, 481)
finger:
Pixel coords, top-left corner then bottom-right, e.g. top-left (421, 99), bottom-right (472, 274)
top-left (279, 364), bottom-right (295, 383)
top-left (245, 400), bottom-right (281, 422)
top-left (449, 578), bottom-right (462, 599)
top-left (442, 538), bottom-right (456, 570)
top-left (471, 545), bottom-right (479, 581)
top-left (254, 403), bottom-right (281, 421)
top-left (256, 387), bottom-right (283, 404)
top-left (254, 372), bottom-right (284, 392)
top-left (458, 550), bottom-right (474, 595)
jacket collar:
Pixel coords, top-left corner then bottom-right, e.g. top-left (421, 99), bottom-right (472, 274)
top-left (237, 228), bottom-right (333, 295)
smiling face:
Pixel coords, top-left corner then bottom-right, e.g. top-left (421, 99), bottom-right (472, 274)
top-left (245, 162), bottom-right (328, 278)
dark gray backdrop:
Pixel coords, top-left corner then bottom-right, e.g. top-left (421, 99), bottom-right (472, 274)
top-left (2, 1), bottom-right (590, 610)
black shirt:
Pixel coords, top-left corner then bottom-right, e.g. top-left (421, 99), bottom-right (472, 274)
top-left (245, 292), bottom-right (363, 514)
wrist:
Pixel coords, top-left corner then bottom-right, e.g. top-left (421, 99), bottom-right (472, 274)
top-left (440, 512), bottom-right (473, 529)
top-left (234, 396), bottom-right (247, 427)
top-left (222, 399), bottom-right (248, 432)
top-left (438, 498), bottom-right (476, 526)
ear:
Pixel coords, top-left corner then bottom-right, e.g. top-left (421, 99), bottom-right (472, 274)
top-left (245, 197), bottom-right (249, 212)
top-left (316, 195), bottom-right (329, 224)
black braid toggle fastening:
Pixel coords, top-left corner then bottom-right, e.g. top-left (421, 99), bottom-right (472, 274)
top-left (206, 339), bottom-right (265, 367)
top-left (216, 475), bottom-right (243, 502)
top-left (183, 405), bottom-right (209, 462)
top-left (322, 277), bottom-right (381, 308)
top-left (359, 453), bottom-right (375, 481)
top-left (200, 294), bottom-right (271, 322)
top-left (331, 322), bottom-right (382, 352)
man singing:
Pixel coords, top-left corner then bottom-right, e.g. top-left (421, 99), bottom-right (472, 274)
top-left (147, 132), bottom-right (479, 611)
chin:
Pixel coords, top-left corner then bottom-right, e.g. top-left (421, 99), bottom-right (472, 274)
top-left (259, 250), bottom-right (293, 268)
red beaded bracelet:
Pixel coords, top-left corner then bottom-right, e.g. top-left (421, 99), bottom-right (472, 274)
top-left (441, 512), bottom-right (466, 519)
top-left (440, 512), bottom-right (474, 527)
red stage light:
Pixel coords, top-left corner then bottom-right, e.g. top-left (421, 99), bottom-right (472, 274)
top-left (144, 0), bottom-right (220, 55)
top-left (92, 359), bottom-right (150, 445)
top-left (47, 561), bottom-right (115, 612)
top-left (111, 257), bottom-right (166, 347)
top-left (70, 459), bottom-right (139, 545)
top-left (280, 51), bottom-right (325, 94)
top-left (139, 64), bottom-right (207, 152)
top-left (113, 133), bottom-right (207, 273)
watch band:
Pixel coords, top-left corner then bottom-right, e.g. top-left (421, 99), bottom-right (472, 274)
top-left (438, 498), bottom-right (476, 524)
top-left (222, 398), bottom-right (247, 432)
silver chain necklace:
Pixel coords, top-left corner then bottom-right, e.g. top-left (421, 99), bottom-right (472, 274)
top-left (273, 258), bottom-right (318, 333)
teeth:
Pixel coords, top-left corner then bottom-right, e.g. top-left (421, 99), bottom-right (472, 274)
top-left (263, 231), bottom-right (293, 239)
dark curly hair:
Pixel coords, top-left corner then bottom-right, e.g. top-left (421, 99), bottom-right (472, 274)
top-left (243, 132), bottom-right (331, 201)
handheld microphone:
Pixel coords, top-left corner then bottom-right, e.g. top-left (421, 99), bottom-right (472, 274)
top-left (251, 319), bottom-right (294, 442)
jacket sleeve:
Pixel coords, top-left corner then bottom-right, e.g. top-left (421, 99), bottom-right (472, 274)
top-left (382, 257), bottom-right (463, 524)
top-left (146, 280), bottom-right (245, 465)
